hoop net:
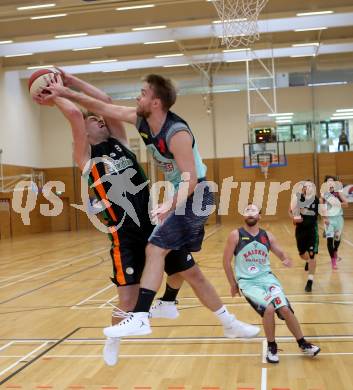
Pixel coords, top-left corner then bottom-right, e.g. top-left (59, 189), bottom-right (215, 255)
top-left (259, 161), bottom-right (269, 179)
top-left (212, 0), bottom-right (269, 48)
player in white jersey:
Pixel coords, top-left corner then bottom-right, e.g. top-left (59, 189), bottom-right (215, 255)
top-left (223, 204), bottom-right (320, 363)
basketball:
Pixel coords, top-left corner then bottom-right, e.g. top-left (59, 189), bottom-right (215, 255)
top-left (28, 69), bottom-right (62, 98)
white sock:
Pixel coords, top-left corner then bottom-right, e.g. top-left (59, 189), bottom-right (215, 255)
top-left (213, 305), bottom-right (234, 325)
top-left (308, 274), bottom-right (314, 281)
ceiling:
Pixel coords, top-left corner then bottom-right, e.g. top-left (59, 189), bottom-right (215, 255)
top-left (1, 0), bottom-right (353, 79)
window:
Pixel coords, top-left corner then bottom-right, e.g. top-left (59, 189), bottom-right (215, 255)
top-left (277, 125), bottom-right (291, 141)
top-left (293, 124), bottom-right (309, 141)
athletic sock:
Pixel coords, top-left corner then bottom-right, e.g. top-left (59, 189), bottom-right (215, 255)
top-left (133, 288), bottom-right (156, 313)
top-left (160, 283), bottom-right (179, 302)
top-left (214, 305), bottom-right (234, 325)
top-left (308, 274), bottom-right (314, 281)
top-left (297, 337), bottom-right (306, 348)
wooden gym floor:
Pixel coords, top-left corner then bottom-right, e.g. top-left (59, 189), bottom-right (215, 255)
top-left (0, 220), bottom-right (352, 390)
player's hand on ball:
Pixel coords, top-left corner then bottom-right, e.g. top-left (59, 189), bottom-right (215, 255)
top-left (54, 66), bottom-right (74, 87)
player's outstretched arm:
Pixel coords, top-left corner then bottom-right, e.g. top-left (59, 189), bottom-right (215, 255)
top-left (223, 230), bottom-right (240, 297)
top-left (53, 97), bottom-right (90, 170)
top-left (55, 67), bottom-right (112, 104)
top-left (37, 78), bottom-right (137, 125)
top-left (267, 231), bottom-right (292, 267)
top-left (54, 69), bottom-right (128, 146)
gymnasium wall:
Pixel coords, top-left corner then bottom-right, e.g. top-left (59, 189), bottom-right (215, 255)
top-left (0, 70), bottom-right (42, 167)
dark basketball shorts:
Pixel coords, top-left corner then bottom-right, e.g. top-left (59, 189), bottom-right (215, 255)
top-left (295, 223), bottom-right (319, 255)
top-left (109, 228), bottom-right (196, 287)
top-left (149, 181), bottom-right (215, 252)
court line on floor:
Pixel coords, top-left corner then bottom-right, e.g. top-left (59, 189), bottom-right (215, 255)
top-left (0, 342), bottom-right (14, 353)
top-left (0, 257), bottom-right (105, 306)
top-left (0, 328), bottom-right (80, 386)
top-left (3, 334), bottom-right (353, 343)
top-left (0, 342), bottom-right (49, 378)
top-left (0, 248), bottom-right (106, 288)
top-left (71, 284), bottom-right (114, 308)
top-left (1, 352), bottom-right (351, 359)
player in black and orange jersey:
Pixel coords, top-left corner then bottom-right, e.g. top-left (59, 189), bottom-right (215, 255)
top-left (34, 70), bottom-right (259, 366)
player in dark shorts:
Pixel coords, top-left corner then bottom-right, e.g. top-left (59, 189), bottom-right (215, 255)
top-left (38, 72), bottom-right (260, 340)
top-left (33, 71), bottom-right (203, 366)
top-left (35, 70), bottom-right (259, 362)
top-left (289, 180), bottom-right (319, 292)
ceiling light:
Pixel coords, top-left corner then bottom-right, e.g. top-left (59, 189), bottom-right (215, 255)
top-left (102, 69), bottom-right (128, 73)
top-left (72, 46), bottom-right (102, 51)
top-left (90, 59), bottom-right (118, 64)
top-left (274, 116), bottom-right (293, 120)
top-left (17, 3), bottom-right (56, 11)
top-left (31, 13), bottom-right (67, 19)
top-left (290, 54), bottom-right (316, 58)
top-left (55, 33), bottom-right (88, 39)
top-left (155, 53), bottom-right (184, 58)
top-left (226, 59), bottom-right (252, 63)
top-left (27, 65), bottom-right (54, 69)
top-left (268, 113), bottom-right (294, 117)
top-left (0, 40), bottom-right (13, 44)
top-left (292, 42), bottom-right (320, 47)
top-left (163, 64), bottom-right (189, 68)
top-left (295, 27), bottom-right (327, 32)
top-left (276, 120), bottom-right (293, 124)
top-left (5, 53), bottom-right (33, 57)
top-left (223, 48), bottom-right (250, 53)
top-left (332, 112), bottom-right (353, 116)
top-left (296, 11), bottom-right (334, 16)
top-left (144, 40), bottom-right (175, 45)
top-left (331, 116), bottom-right (353, 120)
top-left (308, 81), bottom-right (347, 86)
top-left (132, 25), bottom-right (166, 31)
top-left (116, 4), bottom-right (155, 10)
top-left (336, 108), bottom-right (353, 113)
top-left (213, 18), bottom-right (247, 24)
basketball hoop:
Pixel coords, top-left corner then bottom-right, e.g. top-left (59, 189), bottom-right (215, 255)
top-left (212, 0), bottom-right (269, 48)
top-left (259, 161), bottom-right (269, 179)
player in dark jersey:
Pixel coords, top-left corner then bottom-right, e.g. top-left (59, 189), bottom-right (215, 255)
top-left (35, 71), bottom-right (259, 358)
top-left (320, 175), bottom-right (348, 269)
top-left (38, 73), bottom-right (260, 340)
top-left (289, 180), bottom-right (319, 292)
top-left (223, 204), bottom-right (320, 364)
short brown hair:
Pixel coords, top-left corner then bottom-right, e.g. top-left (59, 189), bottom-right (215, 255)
top-left (81, 110), bottom-right (99, 119)
top-left (143, 74), bottom-right (177, 111)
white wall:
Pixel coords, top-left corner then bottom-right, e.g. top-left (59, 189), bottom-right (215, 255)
top-left (0, 70), bottom-right (42, 167)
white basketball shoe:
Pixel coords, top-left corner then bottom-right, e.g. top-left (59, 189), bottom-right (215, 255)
top-left (150, 299), bottom-right (180, 319)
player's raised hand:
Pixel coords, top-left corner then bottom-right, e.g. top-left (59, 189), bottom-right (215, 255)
top-left (54, 66), bottom-right (74, 87)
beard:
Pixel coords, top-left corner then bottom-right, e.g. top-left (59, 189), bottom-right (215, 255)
top-left (245, 217), bottom-right (258, 227)
top-left (137, 105), bottom-right (151, 118)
